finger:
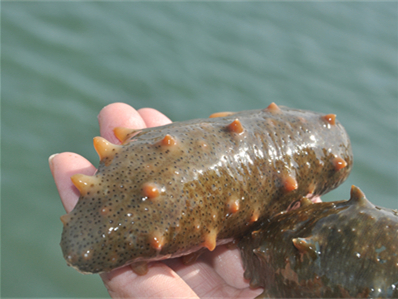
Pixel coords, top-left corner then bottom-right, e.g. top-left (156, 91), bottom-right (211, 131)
top-left (98, 103), bottom-right (147, 144)
top-left (138, 108), bottom-right (172, 128)
top-left (164, 251), bottom-right (262, 298)
top-left (100, 263), bottom-right (199, 298)
top-left (163, 256), bottom-right (225, 297)
top-left (205, 246), bottom-right (250, 289)
top-left (311, 195), bottom-right (322, 203)
top-left (202, 246), bottom-right (263, 297)
top-left (49, 152), bottom-right (96, 213)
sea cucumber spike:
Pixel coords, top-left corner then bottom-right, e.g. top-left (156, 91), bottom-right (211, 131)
top-left (131, 262), bottom-right (148, 276)
top-left (250, 211), bottom-right (260, 223)
top-left (308, 183), bottom-right (316, 194)
top-left (227, 119), bottom-right (244, 134)
top-left (70, 174), bottom-right (97, 195)
top-left (100, 206), bottom-right (111, 217)
top-left (322, 114), bottom-right (336, 126)
top-left (209, 111), bottom-right (235, 118)
top-left (282, 175), bottom-right (298, 192)
top-left (142, 183), bottom-right (160, 200)
top-left (113, 127), bottom-right (137, 143)
top-left (332, 156), bottom-right (347, 171)
top-left (226, 196), bottom-right (240, 214)
top-left (149, 232), bottom-right (165, 251)
top-left (203, 230), bottom-right (217, 251)
top-left (251, 230), bottom-right (260, 239)
top-left (266, 102), bottom-right (281, 112)
top-left (60, 214), bottom-right (69, 225)
top-left (349, 185), bottom-right (372, 207)
top-left (292, 237), bottom-right (317, 259)
top-left (159, 134), bottom-right (177, 146)
top-left (300, 197), bottom-right (313, 207)
top-left (93, 136), bottom-right (121, 162)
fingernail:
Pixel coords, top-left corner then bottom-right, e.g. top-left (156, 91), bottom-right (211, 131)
top-left (48, 153), bottom-right (59, 172)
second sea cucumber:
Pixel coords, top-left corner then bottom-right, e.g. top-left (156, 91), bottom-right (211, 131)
top-left (239, 186), bottom-right (398, 298)
top-left (60, 103), bottom-right (353, 274)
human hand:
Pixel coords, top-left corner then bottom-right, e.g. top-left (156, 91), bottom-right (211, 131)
top-left (49, 103), bottom-right (262, 298)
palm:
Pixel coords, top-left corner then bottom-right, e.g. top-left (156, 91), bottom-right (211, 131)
top-left (50, 103), bottom-right (262, 298)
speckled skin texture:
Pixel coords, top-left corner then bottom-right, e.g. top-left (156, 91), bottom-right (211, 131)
top-left (60, 105), bottom-right (352, 274)
top-left (239, 186), bottom-right (398, 298)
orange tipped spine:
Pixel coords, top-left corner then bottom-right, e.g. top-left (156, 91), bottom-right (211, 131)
top-left (142, 182), bottom-right (160, 200)
top-left (113, 127), bottom-right (137, 143)
top-left (93, 136), bottom-right (121, 162)
top-left (159, 134), bottom-right (177, 146)
top-left (332, 156), bottom-right (347, 171)
top-left (266, 102), bottom-right (281, 112)
top-left (227, 119), bottom-right (244, 134)
top-left (282, 175), bottom-right (298, 192)
top-left (203, 230), bottom-right (217, 251)
top-left (209, 111), bottom-right (235, 118)
top-left (149, 232), bottom-right (165, 251)
top-left (70, 173), bottom-right (97, 196)
top-left (322, 114), bottom-right (336, 125)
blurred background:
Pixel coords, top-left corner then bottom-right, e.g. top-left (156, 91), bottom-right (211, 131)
top-left (2, 2), bottom-right (397, 298)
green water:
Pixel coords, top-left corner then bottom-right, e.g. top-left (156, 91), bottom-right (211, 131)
top-left (2, 2), bottom-right (397, 298)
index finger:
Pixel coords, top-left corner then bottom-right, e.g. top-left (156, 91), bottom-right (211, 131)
top-left (98, 103), bottom-right (147, 143)
top-left (97, 104), bottom-right (172, 143)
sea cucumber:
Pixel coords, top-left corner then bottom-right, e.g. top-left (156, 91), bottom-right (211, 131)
top-left (60, 103), bottom-right (352, 274)
top-left (239, 186), bottom-right (398, 298)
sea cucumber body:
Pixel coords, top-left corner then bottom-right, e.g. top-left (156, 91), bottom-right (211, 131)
top-left (60, 105), bottom-right (352, 274)
top-left (239, 186), bottom-right (398, 298)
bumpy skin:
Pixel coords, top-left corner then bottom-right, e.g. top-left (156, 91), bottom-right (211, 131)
top-left (239, 186), bottom-right (398, 298)
top-left (60, 104), bottom-right (352, 274)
